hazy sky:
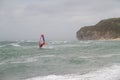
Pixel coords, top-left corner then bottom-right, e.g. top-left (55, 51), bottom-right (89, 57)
top-left (0, 0), bottom-right (120, 41)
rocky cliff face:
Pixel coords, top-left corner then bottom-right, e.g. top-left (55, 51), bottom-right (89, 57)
top-left (77, 18), bottom-right (120, 40)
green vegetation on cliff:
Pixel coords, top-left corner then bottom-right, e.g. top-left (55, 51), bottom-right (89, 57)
top-left (77, 18), bottom-right (120, 40)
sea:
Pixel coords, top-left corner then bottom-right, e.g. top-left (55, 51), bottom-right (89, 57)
top-left (0, 40), bottom-right (120, 80)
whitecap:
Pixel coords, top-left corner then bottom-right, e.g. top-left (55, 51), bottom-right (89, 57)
top-left (42, 46), bottom-right (54, 49)
top-left (99, 54), bottom-right (120, 58)
top-left (78, 56), bottom-right (93, 59)
top-left (40, 55), bottom-right (56, 58)
top-left (49, 41), bottom-right (68, 45)
top-left (9, 43), bottom-right (21, 47)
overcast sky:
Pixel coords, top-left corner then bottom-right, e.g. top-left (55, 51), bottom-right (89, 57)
top-left (0, 0), bottom-right (120, 41)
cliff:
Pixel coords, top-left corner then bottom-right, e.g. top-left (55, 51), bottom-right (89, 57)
top-left (76, 18), bottom-right (120, 40)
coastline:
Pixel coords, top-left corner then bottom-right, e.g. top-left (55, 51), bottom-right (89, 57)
top-left (98, 38), bottom-right (120, 41)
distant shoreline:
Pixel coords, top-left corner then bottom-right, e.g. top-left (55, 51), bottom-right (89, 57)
top-left (97, 38), bottom-right (120, 41)
top-left (106, 38), bottom-right (120, 41)
top-left (79, 38), bottom-right (120, 41)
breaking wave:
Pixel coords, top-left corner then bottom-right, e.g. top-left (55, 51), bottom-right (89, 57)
top-left (25, 64), bottom-right (120, 80)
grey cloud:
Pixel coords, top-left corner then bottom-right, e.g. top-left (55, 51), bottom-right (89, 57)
top-left (0, 0), bottom-right (120, 41)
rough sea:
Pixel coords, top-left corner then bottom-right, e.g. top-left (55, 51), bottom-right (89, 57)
top-left (0, 40), bottom-right (120, 80)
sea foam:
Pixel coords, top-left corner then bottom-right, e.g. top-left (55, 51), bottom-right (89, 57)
top-left (25, 64), bottom-right (120, 80)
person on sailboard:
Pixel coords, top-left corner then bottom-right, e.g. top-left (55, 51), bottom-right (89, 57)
top-left (39, 34), bottom-right (45, 48)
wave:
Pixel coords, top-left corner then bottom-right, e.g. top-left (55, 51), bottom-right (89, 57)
top-left (0, 43), bottom-right (21, 47)
top-left (99, 54), bottom-right (120, 58)
top-left (11, 57), bottom-right (38, 64)
top-left (9, 43), bottom-right (21, 47)
top-left (0, 45), bottom-right (4, 48)
top-left (79, 54), bottom-right (120, 59)
top-left (14, 40), bottom-right (37, 43)
top-left (0, 54), bottom-right (56, 65)
top-left (0, 56), bottom-right (38, 65)
top-left (48, 41), bottom-right (68, 45)
top-left (79, 40), bottom-right (94, 44)
top-left (25, 64), bottom-right (120, 80)
top-left (39, 55), bottom-right (56, 58)
top-left (42, 46), bottom-right (54, 49)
